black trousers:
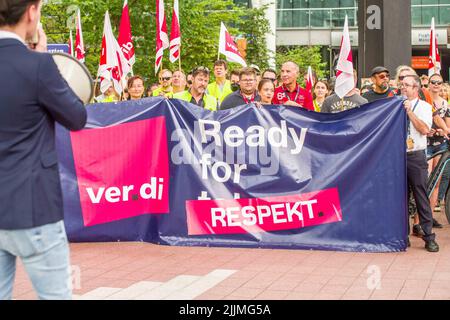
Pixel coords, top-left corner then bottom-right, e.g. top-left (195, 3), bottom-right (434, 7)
top-left (407, 150), bottom-right (435, 241)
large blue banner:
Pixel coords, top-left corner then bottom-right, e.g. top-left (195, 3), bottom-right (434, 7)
top-left (56, 97), bottom-right (408, 252)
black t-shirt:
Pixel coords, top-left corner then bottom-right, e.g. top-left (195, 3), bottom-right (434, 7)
top-left (362, 89), bottom-right (395, 103)
top-left (220, 90), bottom-right (261, 110)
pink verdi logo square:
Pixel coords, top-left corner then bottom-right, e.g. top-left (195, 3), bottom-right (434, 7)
top-left (70, 117), bottom-right (170, 227)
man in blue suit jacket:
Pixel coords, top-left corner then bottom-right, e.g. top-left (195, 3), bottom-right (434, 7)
top-left (0, 0), bottom-right (87, 300)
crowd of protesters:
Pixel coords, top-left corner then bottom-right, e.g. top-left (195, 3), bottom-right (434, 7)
top-left (94, 60), bottom-right (450, 253)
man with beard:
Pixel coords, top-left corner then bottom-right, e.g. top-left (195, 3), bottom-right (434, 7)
top-left (230, 69), bottom-right (240, 92)
top-left (220, 67), bottom-right (261, 110)
top-left (362, 66), bottom-right (395, 103)
top-left (174, 66), bottom-right (217, 111)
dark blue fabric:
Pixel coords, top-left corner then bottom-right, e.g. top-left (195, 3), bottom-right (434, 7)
top-left (0, 39), bottom-right (86, 230)
top-left (56, 97), bottom-right (408, 252)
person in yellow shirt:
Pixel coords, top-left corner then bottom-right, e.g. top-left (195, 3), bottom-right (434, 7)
top-left (206, 59), bottom-right (232, 105)
top-left (312, 80), bottom-right (330, 112)
top-left (174, 66), bottom-right (217, 111)
top-left (153, 69), bottom-right (174, 98)
top-left (98, 85), bottom-right (120, 103)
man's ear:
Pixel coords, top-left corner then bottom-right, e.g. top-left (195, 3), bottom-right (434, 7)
top-left (26, 2), bottom-right (39, 24)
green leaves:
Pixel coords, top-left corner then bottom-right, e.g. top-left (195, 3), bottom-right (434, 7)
top-left (42, 0), bottom-right (271, 85)
top-left (276, 46), bottom-right (329, 85)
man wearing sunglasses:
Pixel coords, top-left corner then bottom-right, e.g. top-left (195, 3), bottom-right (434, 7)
top-left (153, 69), bottom-right (174, 98)
top-left (362, 66), bottom-right (395, 103)
top-left (401, 75), bottom-right (439, 252)
top-left (262, 68), bottom-right (278, 87)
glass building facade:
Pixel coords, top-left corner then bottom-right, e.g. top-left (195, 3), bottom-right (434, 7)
top-left (277, 0), bottom-right (450, 28)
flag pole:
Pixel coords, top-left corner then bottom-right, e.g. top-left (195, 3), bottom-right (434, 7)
top-left (91, 69), bottom-right (101, 104)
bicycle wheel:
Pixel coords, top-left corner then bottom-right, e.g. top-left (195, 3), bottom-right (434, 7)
top-left (445, 185), bottom-right (450, 224)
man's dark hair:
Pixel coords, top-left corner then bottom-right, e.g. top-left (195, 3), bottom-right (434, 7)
top-left (0, 0), bottom-right (40, 27)
top-left (262, 68), bottom-right (277, 77)
top-left (230, 69), bottom-right (240, 77)
top-left (214, 59), bottom-right (228, 70)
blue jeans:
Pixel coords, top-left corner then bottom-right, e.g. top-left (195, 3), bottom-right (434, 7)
top-left (0, 221), bottom-right (72, 300)
top-left (426, 141), bottom-right (448, 159)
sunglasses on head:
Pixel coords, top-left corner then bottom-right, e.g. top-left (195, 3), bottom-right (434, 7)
top-left (430, 80), bottom-right (443, 85)
top-left (160, 77), bottom-right (172, 81)
top-left (192, 66), bottom-right (210, 73)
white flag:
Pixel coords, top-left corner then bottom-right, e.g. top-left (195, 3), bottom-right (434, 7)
top-left (334, 16), bottom-right (354, 99)
top-left (98, 11), bottom-right (130, 94)
top-left (218, 22), bottom-right (246, 67)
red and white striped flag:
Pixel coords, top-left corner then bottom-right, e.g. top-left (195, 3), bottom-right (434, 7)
top-left (155, 0), bottom-right (169, 74)
top-left (428, 17), bottom-right (441, 77)
top-left (218, 22), bottom-right (246, 67)
top-left (98, 11), bottom-right (130, 94)
top-left (334, 15), bottom-right (354, 99)
top-left (68, 29), bottom-right (74, 57)
top-left (118, 0), bottom-right (135, 71)
top-left (169, 0), bottom-right (181, 63)
top-left (305, 66), bottom-right (314, 92)
top-left (75, 9), bottom-right (85, 63)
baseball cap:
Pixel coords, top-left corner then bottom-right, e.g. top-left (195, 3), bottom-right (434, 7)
top-left (371, 66), bottom-right (389, 76)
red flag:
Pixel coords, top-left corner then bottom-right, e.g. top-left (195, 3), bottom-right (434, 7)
top-left (155, 0), bottom-right (169, 74)
top-left (305, 66), bottom-right (314, 92)
top-left (98, 11), bottom-right (131, 94)
top-left (75, 9), bottom-right (85, 63)
top-left (118, 0), bottom-right (135, 70)
top-left (335, 15), bottom-right (354, 99)
top-left (169, 0), bottom-right (180, 63)
top-left (218, 22), bottom-right (246, 67)
top-left (428, 17), bottom-right (441, 77)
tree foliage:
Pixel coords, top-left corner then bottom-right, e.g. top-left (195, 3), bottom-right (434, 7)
top-left (41, 0), bottom-right (271, 84)
top-left (276, 46), bottom-right (329, 86)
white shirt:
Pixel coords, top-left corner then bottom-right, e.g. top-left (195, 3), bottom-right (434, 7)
top-left (408, 98), bottom-right (432, 152)
top-left (0, 30), bottom-right (25, 44)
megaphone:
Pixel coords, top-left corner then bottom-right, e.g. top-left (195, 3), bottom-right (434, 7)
top-left (51, 52), bottom-right (94, 104)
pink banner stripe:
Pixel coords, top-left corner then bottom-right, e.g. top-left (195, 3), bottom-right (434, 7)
top-left (186, 188), bottom-right (342, 236)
